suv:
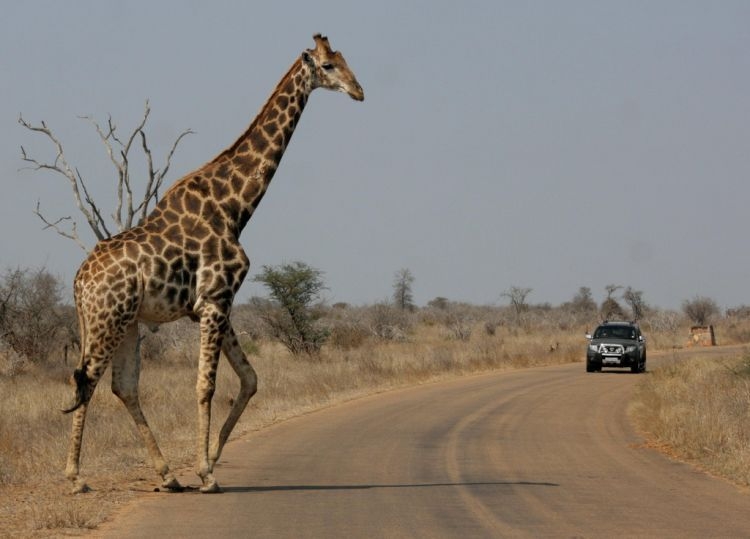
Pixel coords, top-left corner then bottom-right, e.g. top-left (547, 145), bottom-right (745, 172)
top-left (586, 321), bottom-right (646, 373)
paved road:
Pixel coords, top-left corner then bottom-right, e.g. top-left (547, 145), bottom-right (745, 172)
top-left (98, 353), bottom-right (750, 538)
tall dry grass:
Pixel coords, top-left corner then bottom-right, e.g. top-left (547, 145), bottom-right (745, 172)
top-left (2, 313), bottom-right (749, 536)
top-left (0, 318), bottom-right (581, 537)
top-left (630, 346), bottom-right (750, 486)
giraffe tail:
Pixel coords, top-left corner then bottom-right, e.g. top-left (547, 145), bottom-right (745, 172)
top-left (62, 287), bottom-right (92, 414)
top-left (61, 367), bottom-right (92, 414)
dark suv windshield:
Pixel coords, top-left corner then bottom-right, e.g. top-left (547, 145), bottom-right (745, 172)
top-left (593, 325), bottom-right (637, 340)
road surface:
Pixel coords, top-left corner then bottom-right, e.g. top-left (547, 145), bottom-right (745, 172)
top-left (98, 353), bottom-right (750, 538)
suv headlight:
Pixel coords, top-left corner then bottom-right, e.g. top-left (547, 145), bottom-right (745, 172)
top-left (588, 343), bottom-right (599, 352)
top-left (625, 345), bottom-right (636, 352)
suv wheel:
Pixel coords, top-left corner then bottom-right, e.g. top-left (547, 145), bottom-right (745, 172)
top-left (586, 360), bottom-right (600, 373)
top-left (631, 354), bottom-right (646, 374)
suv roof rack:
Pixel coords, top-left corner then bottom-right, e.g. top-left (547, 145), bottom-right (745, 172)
top-left (601, 320), bottom-right (638, 326)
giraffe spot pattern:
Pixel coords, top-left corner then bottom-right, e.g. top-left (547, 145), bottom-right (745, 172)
top-left (65, 34), bottom-right (364, 494)
top-left (74, 56), bottom-right (317, 376)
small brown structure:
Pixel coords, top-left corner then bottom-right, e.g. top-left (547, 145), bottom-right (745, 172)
top-left (688, 325), bottom-right (716, 347)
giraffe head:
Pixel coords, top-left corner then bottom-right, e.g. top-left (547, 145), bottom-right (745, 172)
top-left (303, 34), bottom-right (364, 101)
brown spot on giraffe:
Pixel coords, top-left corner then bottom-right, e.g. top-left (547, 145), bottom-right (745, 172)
top-left (63, 34), bottom-right (364, 495)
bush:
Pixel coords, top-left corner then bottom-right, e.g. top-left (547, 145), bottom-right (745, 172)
top-left (252, 262), bottom-right (330, 357)
top-left (0, 267), bottom-right (73, 363)
top-left (364, 301), bottom-right (414, 341)
top-left (140, 319), bottom-right (199, 364)
top-left (682, 296), bottom-right (720, 326)
top-left (427, 301), bottom-right (476, 341)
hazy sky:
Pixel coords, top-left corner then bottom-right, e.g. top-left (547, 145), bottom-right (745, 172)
top-left (2, 1), bottom-right (749, 309)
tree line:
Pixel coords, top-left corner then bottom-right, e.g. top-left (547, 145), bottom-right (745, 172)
top-left (5, 105), bottom-right (730, 365)
top-left (0, 262), bottom-right (732, 366)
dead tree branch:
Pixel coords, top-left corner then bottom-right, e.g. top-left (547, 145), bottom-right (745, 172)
top-left (19, 117), bottom-right (107, 249)
top-left (33, 201), bottom-right (88, 252)
top-left (135, 126), bottom-right (194, 224)
top-left (18, 101), bottom-right (194, 250)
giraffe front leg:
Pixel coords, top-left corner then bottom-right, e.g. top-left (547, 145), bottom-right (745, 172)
top-left (196, 305), bottom-right (226, 493)
top-left (209, 325), bottom-right (258, 467)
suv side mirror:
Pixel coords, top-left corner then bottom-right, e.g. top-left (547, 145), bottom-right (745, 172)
top-left (638, 335), bottom-right (644, 342)
top-left (585, 334), bottom-right (592, 339)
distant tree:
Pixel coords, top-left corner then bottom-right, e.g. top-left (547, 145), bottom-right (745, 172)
top-left (569, 286), bottom-right (597, 315)
top-left (19, 102), bottom-right (193, 249)
top-left (0, 267), bottom-right (72, 363)
top-left (502, 286), bottom-right (532, 325)
top-left (604, 284), bottom-right (622, 299)
top-left (601, 284), bottom-right (625, 320)
top-left (682, 295), bottom-right (720, 326)
top-left (427, 296), bottom-right (449, 310)
top-left (600, 298), bottom-right (626, 320)
top-left (252, 261), bottom-right (329, 356)
top-left (392, 268), bottom-right (416, 311)
top-left (623, 287), bottom-right (647, 321)
top-left (726, 305), bottom-right (750, 319)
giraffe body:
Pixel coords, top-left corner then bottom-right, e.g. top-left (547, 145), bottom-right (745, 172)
top-left (65, 34), bottom-right (363, 494)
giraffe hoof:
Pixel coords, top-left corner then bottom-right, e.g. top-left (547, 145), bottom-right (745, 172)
top-left (199, 479), bottom-right (222, 494)
top-left (71, 480), bottom-right (91, 494)
top-left (162, 477), bottom-right (184, 492)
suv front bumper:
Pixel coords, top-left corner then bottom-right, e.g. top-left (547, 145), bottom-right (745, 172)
top-left (587, 350), bottom-right (639, 367)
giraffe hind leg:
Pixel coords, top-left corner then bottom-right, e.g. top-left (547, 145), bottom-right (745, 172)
top-left (65, 404), bottom-right (93, 493)
top-left (111, 323), bottom-right (183, 491)
top-left (64, 352), bottom-right (109, 493)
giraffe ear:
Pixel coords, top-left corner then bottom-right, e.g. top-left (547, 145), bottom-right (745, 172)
top-left (301, 51), bottom-right (312, 65)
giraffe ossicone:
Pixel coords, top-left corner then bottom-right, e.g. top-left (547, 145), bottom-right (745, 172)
top-left (64, 34), bottom-right (363, 494)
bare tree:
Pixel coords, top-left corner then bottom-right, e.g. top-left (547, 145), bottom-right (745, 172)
top-left (502, 285), bottom-right (532, 325)
top-left (623, 286), bottom-right (647, 321)
top-left (604, 284), bottom-right (622, 300)
top-left (392, 268), bottom-right (416, 311)
top-left (19, 101), bottom-right (193, 250)
top-left (601, 284), bottom-right (625, 320)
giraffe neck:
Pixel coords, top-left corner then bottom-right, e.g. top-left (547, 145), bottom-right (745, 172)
top-left (212, 57), bottom-right (313, 233)
top-left (154, 56), bottom-right (314, 238)
top-left (211, 56), bottom-right (314, 233)
top-left (218, 57), bottom-right (313, 172)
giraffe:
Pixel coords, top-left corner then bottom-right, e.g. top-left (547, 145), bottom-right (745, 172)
top-left (63, 34), bottom-right (364, 494)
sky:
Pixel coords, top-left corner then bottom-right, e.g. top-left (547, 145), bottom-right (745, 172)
top-left (1, 1), bottom-right (749, 310)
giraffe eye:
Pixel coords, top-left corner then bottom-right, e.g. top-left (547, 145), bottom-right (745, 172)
top-left (321, 63), bottom-right (335, 71)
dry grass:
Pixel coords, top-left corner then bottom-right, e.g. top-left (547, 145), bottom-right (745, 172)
top-left (630, 346), bottom-right (750, 486)
top-left (3, 315), bottom-right (748, 536)
top-left (0, 320), bottom-right (581, 537)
